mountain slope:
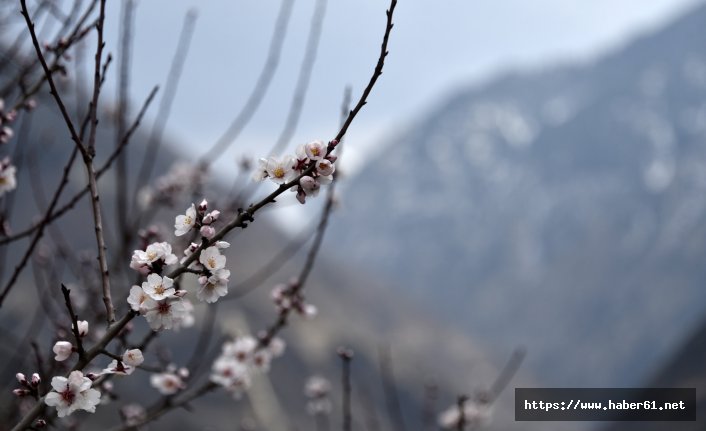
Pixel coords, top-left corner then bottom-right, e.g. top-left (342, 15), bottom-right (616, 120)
top-left (332, 2), bottom-right (706, 389)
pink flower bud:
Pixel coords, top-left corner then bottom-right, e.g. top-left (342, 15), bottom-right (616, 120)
top-left (31, 373), bottom-right (40, 386)
top-left (15, 373), bottom-right (26, 384)
top-left (52, 341), bottom-right (73, 362)
top-left (200, 225), bottom-right (215, 239)
top-left (198, 199), bottom-right (208, 212)
top-left (12, 388), bottom-right (28, 397)
top-left (76, 320), bottom-right (89, 337)
top-left (198, 275), bottom-right (208, 285)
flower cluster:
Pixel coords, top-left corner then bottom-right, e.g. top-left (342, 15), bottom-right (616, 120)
top-left (210, 335), bottom-right (285, 399)
top-left (44, 371), bottom-right (101, 418)
top-left (304, 375), bottom-right (332, 415)
top-left (102, 349), bottom-right (145, 376)
top-left (174, 199), bottom-right (221, 239)
top-left (12, 372), bottom-right (41, 399)
top-left (130, 241), bottom-right (178, 275)
top-left (252, 139), bottom-right (338, 204)
top-left (271, 279), bottom-right (317, 318)
top-left (127, 274), bottom-right (193, 331)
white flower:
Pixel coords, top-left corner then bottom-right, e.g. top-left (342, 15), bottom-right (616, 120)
top-left (174, 204), bottom-right (197, 236)
top-left (75, 320), bottom-right (89, 337)
top-left (44, 371), bottom-right (101, 418)
top-left (123, 349), bottom-right (144, 367)
top-left (127, 285), bottom-right (149, 312)
top-left (265, 156), bottom-right (296, 184)
top-left (130, 242), bottom-right (177, 272)
top-left (142, 273), bottom-right (175, 301)
top-left (53, 341), bottom-right (73, 362)
top-left (0, 160), bottom-right (17, 196)
top-left (102, 360), bottom-right (135, 376)
top-left (223, 336), bottom-right (257, 363)
top-left (316, 159), bottom-right (335, 176)
top-left (303, 140), bottom-right (326, 160)
top-left (299, 176), bottom-right (320, 197)
top-left (150, 372), bottom-right (184, 395)
top-left (210, 357), bottom-right (251, 398)
top-left (251, 158), bottom-right (269, 182)
top-left (199, 246), bottom-right (226, 273)
top-left (197, 269), bottom-right (230, 303)
top-left (143, 298), bottom-right (188, 331)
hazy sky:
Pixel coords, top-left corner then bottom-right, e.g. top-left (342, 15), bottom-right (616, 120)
top-left (98, 0), bottom-right (701, 176)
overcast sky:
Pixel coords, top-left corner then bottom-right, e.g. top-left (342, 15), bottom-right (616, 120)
top-left (96, 0), bottom-right (704, 177)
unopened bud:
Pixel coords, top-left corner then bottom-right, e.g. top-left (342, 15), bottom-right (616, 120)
top-left (198, 199), bottom-right (208, 212)
top-left (31, 373), bottom-right (41, 386)
top-left (200, 225), bottom-right (215, 239)
top-left (12, 388), bottom-right (29, 397)
top-left (15, 373), bottom-right (26, 384)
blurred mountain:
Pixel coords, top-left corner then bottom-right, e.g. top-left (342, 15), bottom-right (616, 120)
top-left (603, 314), bottom-right (706, 431)
top-left (332, 1), bottom-right (706, 390)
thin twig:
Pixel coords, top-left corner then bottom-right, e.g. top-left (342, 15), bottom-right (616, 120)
top-left (60, 284), bottom-right (86, 360)
top-left (0, 85), bottom-right (158, 249)
top-left (488, 347), bottom-right (526, 403)
top-left (338, 347), bottom-right (354, 431)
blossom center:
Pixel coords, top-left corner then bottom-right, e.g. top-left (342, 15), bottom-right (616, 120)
top-left (147, 251), bottom-right (157, 261)
top-left (207, 257), bottom-right (217, 268)
top-left (184, 216), bottom-right (192, 225)
top-left (157, 302), bottom-right (171, 315)
top-left (273, 167), bottom-right (285, 178)
top-left (60, 388), bottom-right (75, 405)
top-left (154, 284), bottom-right (165, 295)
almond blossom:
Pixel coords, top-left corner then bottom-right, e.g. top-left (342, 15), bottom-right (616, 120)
top-left (197, 269), bottom-right (230, 303)
top-left (141, 273), bottom-right (176, 301)
top-left (143, 297), bottom-right (189, 331)
top-left (174, 204), bottom-right (196, 236)
top-left (127, 285), bottom-right (150, 312)
top-left (130, 242), bottom-right (178, 273)
top-left (150, 372), bottom-right (184, 395)
top-left (102, 360), bottom-right (135, 376)
top-left (122, 349), bottom-right (144, 367)
top-left (199, 246), bottom-right (226, 273)
top-left (44, 371), bottom-right (101, 418)
top-left (265, 156), bottom-right (296, 184)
